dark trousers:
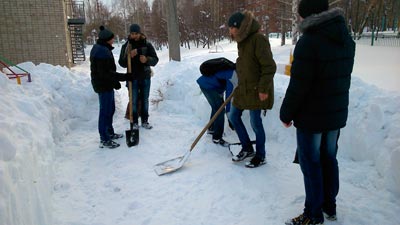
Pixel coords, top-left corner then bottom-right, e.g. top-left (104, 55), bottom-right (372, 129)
top-left (131, 78), bottom-right (151, 123)
top-left (296, 128), bottom-right (340, 221)
top-left (200, 88), bottom-right (225, 140)
top-left (98, 91), bottom-right (115, 142)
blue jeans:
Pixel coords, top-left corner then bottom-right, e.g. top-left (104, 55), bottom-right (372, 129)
top-left (229, 105), bottom-right (265, 158)
top-left (131, 79), bottom-right (151, 123)
top-left (296, 128), bottom-right (340, 221)
top-left (200, 88), bottom-right (225, 140)
top-left (98, 91), bottom-right (115, 142)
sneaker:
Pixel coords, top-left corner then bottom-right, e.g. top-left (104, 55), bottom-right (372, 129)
top-left (245, 156), bottom-right (266, 168)
top-left (110, 133), bottom-right (123, 140)
top-left (285, 213), bottom-right (324, 225)
top-left (133, 123), bottom-right (139, 129)
top-left (142, 122), bottom-right (153, 129)
top-left (212, 138), bottom-right (230, 147)
top-left (323, 212), bottom-right (337, 221)
top-left (232, 148), bottom-right (255, 162)
top-left (99, 140), bottom-right (120, 149)
top-left (207, 128), bottom-right (214, 135)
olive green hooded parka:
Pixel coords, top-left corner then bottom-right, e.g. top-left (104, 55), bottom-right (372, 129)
top-left (233, 11), bottom-right (276, 110)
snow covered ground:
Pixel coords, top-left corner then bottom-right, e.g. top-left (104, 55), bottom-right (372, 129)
top-left (0, 39), bottom-right (399, 225)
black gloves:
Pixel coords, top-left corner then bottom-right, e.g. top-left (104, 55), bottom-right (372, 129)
top-left (126, 73), bottom-right (135, 81)
top-left (114, 81), bottom-right (121, 90)
top-left (111, 71), bottom-right (135, 82)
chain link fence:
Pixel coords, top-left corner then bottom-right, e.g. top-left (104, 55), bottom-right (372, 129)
top-left (353, 32), bottom-right (400, 47)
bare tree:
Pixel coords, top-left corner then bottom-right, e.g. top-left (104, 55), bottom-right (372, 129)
top-left (167, 0), bottom-right (181, 61)
top-left (292, 0), bottom-right (300, 45)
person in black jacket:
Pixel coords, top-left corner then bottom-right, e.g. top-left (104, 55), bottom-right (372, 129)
top-left (118, 24), bottom-right (159, 129)
top-left (90, 26), bottom-right (133, 149)
top-left (280, 0), bottom-right (355, 224)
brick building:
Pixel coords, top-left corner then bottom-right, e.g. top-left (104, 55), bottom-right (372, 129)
top-left (0, 0), bottom-right (85, 68)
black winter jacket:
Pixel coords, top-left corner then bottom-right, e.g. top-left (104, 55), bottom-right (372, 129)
top-left (90, 40), bottom-right (127, 93)
top-left (280, 8), bottom-right (355, 132)
top-left (118, 35), bottom-right (158, 80)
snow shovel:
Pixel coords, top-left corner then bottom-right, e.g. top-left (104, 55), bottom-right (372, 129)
top-left (154, 91), bottom-right (235, 176)
top-left (126, 44), bottom-right (139, 147)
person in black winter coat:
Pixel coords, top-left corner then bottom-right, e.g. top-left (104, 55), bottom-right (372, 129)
top-left (90, 26), bottom-right (133, 149)
top-left (118, 24), bottom-right (159, 129)
top-left (280, 0), bottom-right (355, 224)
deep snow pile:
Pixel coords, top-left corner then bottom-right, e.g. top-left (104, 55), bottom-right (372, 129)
top-left (0, 40), bottom-right (399, 225)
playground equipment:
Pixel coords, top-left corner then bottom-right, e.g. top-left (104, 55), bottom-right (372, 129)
top-left (0, 55), bottom-right (31, 85)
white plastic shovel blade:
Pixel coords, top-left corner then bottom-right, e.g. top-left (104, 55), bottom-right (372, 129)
top-left (154, 151), bottom-right (191, 176)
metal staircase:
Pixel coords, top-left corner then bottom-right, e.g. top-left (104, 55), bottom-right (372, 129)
top-left (66, 0), bottom-right (85, 64)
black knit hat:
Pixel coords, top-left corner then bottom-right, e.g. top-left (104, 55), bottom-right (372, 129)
top-left (298, 0), bottom-right (329, 18)
top-left (98, 26), bottom-right (114, 41)
top-left (129, 24), bottom-right (141, 33)
top-left (228, 12), bottom-right (245, 28)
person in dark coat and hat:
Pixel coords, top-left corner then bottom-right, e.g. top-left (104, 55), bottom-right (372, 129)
top-left (227, 10), bottom-right (276, 168)
top-left (90, 26), bottom-right (133, 149)
top-left (280, 0), bottom-right (355, 224)
top-left (118, 23), bottom-right (159, 130)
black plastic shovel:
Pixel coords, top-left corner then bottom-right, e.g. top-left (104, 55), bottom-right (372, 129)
top-left (125, 44), bottom-right (139, 147)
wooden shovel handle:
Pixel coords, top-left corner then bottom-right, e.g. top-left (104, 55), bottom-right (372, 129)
top-left (127, 44), bottom-right (133, 123)
top-left (190, 90), bottom-right (235, 151)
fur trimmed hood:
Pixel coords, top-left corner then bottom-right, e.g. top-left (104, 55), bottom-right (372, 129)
top-left (299, 8), bottom-right (349, 44)
top-left (235, 10), bottom-right (260, 43)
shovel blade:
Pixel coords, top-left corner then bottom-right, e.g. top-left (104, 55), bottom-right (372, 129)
top-left (125, 128), bottom-right (139, 147)
top-left (154, 151), bottom-right (191, 176)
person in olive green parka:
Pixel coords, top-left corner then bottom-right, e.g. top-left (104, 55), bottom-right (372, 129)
top-left (228, 10), bottom-right (276, 168)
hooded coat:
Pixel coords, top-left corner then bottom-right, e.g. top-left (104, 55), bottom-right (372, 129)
top-left (280, 8), bottom-right (356, 132)
top-left (233, 11), bottom-right (276, 110)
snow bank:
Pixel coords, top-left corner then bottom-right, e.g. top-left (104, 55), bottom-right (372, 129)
top-left (0, 63), bottom-right (94, 224)
top-left (342, 77), bottom-right (400, 195)
top-left (154, 52), bottom-right (400, 197)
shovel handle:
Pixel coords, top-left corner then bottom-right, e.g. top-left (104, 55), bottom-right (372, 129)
top-left (127, 44), bottom-right (133, 123)
top-left (190, 90), bottom-right (235, 151)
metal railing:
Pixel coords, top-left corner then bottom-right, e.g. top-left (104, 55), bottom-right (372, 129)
top-left (353, 32), bottom-right (400, 47)
top-left (65, 0), bottom-right (85, 24)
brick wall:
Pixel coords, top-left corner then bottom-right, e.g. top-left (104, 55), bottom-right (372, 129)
top-left (0, 0), bottom-right (71, 67)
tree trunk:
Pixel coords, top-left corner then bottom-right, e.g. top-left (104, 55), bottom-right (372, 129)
top-left (357, 0), bottom-right (379, 38)
top-left (291, 0), bottom-right (299, 45)
top-left (166, 0), bottom-right (181, 61)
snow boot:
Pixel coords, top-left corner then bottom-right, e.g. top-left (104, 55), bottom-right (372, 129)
top-left (232, 145), bottom-right (255, 162)
top-left (323, 212), bottom-right (337, 221)
top-left (110, 133), bottom-right (123, 140)
top-left (285, 213), bottom-right (324, 225)
top-left (212, 138), bottom-right (230, 147)
top-left (245, 156), bottom-right (266, 168)
top-left (99, 140), bottom-right (120, 149)
top-left (142, 122), bottom-right (153, 129)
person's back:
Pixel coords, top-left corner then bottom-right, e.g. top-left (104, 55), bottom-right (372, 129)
top-left (197, 64), bottom-right (237, 146)
top-left (281, 1), bottom-right (356, 224)
top-left (281, 8), bottom-right (355, 132)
